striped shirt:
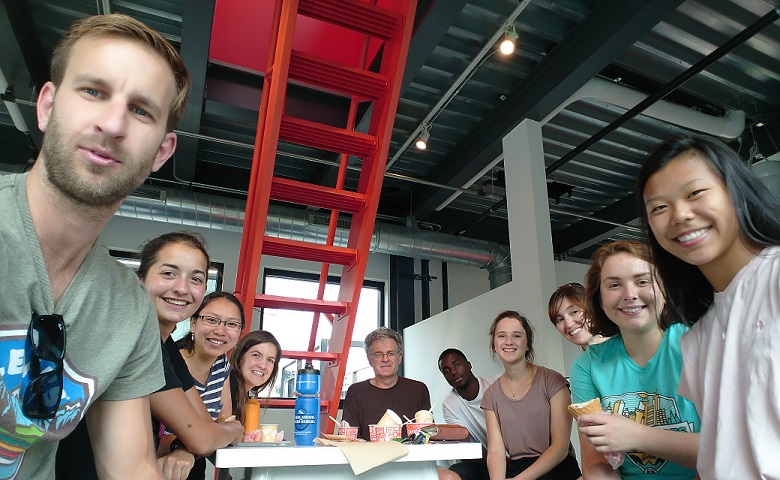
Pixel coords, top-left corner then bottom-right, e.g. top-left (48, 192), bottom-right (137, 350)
top-left (195, 354), bottom-right (231, 420)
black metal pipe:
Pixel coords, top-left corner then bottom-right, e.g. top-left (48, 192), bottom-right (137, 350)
top-left (421, 260), bottom-right (431, 320)
top-left (441, 262), bottom-right (449, 311)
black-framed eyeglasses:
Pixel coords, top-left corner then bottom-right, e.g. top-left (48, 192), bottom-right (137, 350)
top-left (369, 351), bottom-right (399, 359)
top-left (195, 315), bottom-right (243, 332)
top-left (23, 311), bottom-right (66, 420)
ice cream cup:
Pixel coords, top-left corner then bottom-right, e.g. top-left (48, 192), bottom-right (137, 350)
top-left (337, 426), bottom-right (359, 439)
top-left (405, 422), bottom-right (433, 437)
top-left (414, 409), bottom-right (434, 424)
top-left (376, 409), bottom-right (402, 427)
top-left (260, 424), bottom-right (278, 442)
top-left (369, 424), bottom-right (402, 442)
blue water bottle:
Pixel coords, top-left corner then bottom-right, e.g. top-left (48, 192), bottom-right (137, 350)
top-left (294, 361), bottom-right (320, 446)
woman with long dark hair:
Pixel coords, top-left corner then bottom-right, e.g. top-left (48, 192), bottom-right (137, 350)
top-left (228, 330), bottom-right (282, 424)
top-left (638, 133), bottom-right (780, 478)
top-left (177, 291), bottom-right (243, 420)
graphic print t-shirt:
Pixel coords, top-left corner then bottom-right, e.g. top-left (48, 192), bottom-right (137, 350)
top-left (569, 323), bottom-right (699, 479)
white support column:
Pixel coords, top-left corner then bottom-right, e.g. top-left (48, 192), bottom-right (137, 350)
top-left (502, 119), bottom-right (563, 372)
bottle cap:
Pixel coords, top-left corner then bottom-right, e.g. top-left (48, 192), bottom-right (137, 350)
top-left (298, 361), bottom-right (320, 375)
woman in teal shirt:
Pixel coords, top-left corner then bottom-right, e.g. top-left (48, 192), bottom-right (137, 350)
top-left (570, 240), bottom-right (700, 479)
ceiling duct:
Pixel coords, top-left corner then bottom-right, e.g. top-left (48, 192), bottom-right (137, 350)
top-left (117, 186), bottom-right (512, 288)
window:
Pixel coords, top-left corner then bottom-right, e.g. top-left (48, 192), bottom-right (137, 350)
top-left (259, 269), bottom-right (383, 399)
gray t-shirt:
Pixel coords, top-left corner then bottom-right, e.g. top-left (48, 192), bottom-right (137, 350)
top-left (0, 173), bottom-right (164, 479)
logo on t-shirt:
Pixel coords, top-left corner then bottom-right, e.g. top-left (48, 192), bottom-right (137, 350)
top-left (0, 328), bottom-right (95, 478)
top-left (602, 391), bottom-right (695, 474)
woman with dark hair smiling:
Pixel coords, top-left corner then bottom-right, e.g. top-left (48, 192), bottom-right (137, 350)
top-left (228, 330), bottom-right (282, 425)
top-left (548, 282), bottom-right (607, 350)
top-left (638, 133), bottom-right (780, 479)
top-left (177, 292), bottom-right (243, 421)
top-left (162, 291), bottom-right (243, 479)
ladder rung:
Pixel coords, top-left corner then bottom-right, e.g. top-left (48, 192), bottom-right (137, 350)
top-left (281, 350), bottom-right (339, 362)
top-left (254, 293), bottom-right (348, 315)
top-left (271, 177), bottom-right (366, 213)
top-left (298, 0), bottom-right (401, 41)
top-left (262, 237), bottom-right (358, 266)
top-left (279, 116), bottom-right (376, 158)
top-left (289, 51), bottom-right (388, 100)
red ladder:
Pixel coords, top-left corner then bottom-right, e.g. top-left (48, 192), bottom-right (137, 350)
top-left (234, 0), bottom-right (416, 435)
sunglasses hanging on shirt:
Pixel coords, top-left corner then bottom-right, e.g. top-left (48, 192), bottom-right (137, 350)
top-left (23, 311), bottom-right (66, 420)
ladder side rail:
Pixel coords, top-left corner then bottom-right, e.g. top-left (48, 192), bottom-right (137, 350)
top-left (323, 0), bottom-right (418, 431)
top-left (235, 0), bottom-right (286, 316)
top-left (236, 0), bottom-right (301, 330)
top-left (308, 94), bottom-right (363, 353)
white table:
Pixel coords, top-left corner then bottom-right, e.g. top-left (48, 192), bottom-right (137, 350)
top-left (215, 442), bottom-right (481, 480)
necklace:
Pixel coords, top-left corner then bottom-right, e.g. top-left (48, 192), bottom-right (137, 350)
top-left (503, 366), bottom-right (534, 400)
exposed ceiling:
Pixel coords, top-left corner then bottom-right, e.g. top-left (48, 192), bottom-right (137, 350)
top-left (2, 0), bottom-right (779, 265)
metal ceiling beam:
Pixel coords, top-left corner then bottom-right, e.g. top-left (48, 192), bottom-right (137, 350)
top-left (396, 0), bottom-right (468, 99)
top-left (173, 0), bottom-right (215, 182)
top-left (552, 192), bottom-right (641, 256)
top-left (552, 5), bottom-right (780, 256)
top-left (546, 5), bottom-right (780, 175)
top-left (412, 0), bottom-right (685, 220)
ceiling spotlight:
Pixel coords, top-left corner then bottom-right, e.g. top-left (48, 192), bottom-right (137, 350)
top-left (499, 26), bottom-right (518, 55)
top-left (415, 127), bottom-right (430, 150)
top-left (755, 122), bottom-right (764, 127)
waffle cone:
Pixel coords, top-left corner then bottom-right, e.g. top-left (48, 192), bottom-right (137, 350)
top-left (568, 398), bottom-right (602, 418)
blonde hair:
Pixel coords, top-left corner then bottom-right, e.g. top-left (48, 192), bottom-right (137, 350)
top-left (50, 14), bottom-right (190, 131)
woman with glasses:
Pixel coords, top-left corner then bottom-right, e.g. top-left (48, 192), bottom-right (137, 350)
top-left (228, 330), bottom-right (282, 425)
top-left (177, 292), bottom-right (244, 421)
top-left (162, 292), bottom-right (244, 480)
top-left (570, 240), bottom-right (699, 479)
top-left (548, 282), bottom-right (607, 350)
top-left (57, 232), bottom-right (244, 480)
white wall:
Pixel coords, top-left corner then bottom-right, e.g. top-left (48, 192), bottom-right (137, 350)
top-left (402, 260), bottom-right (589, 427)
